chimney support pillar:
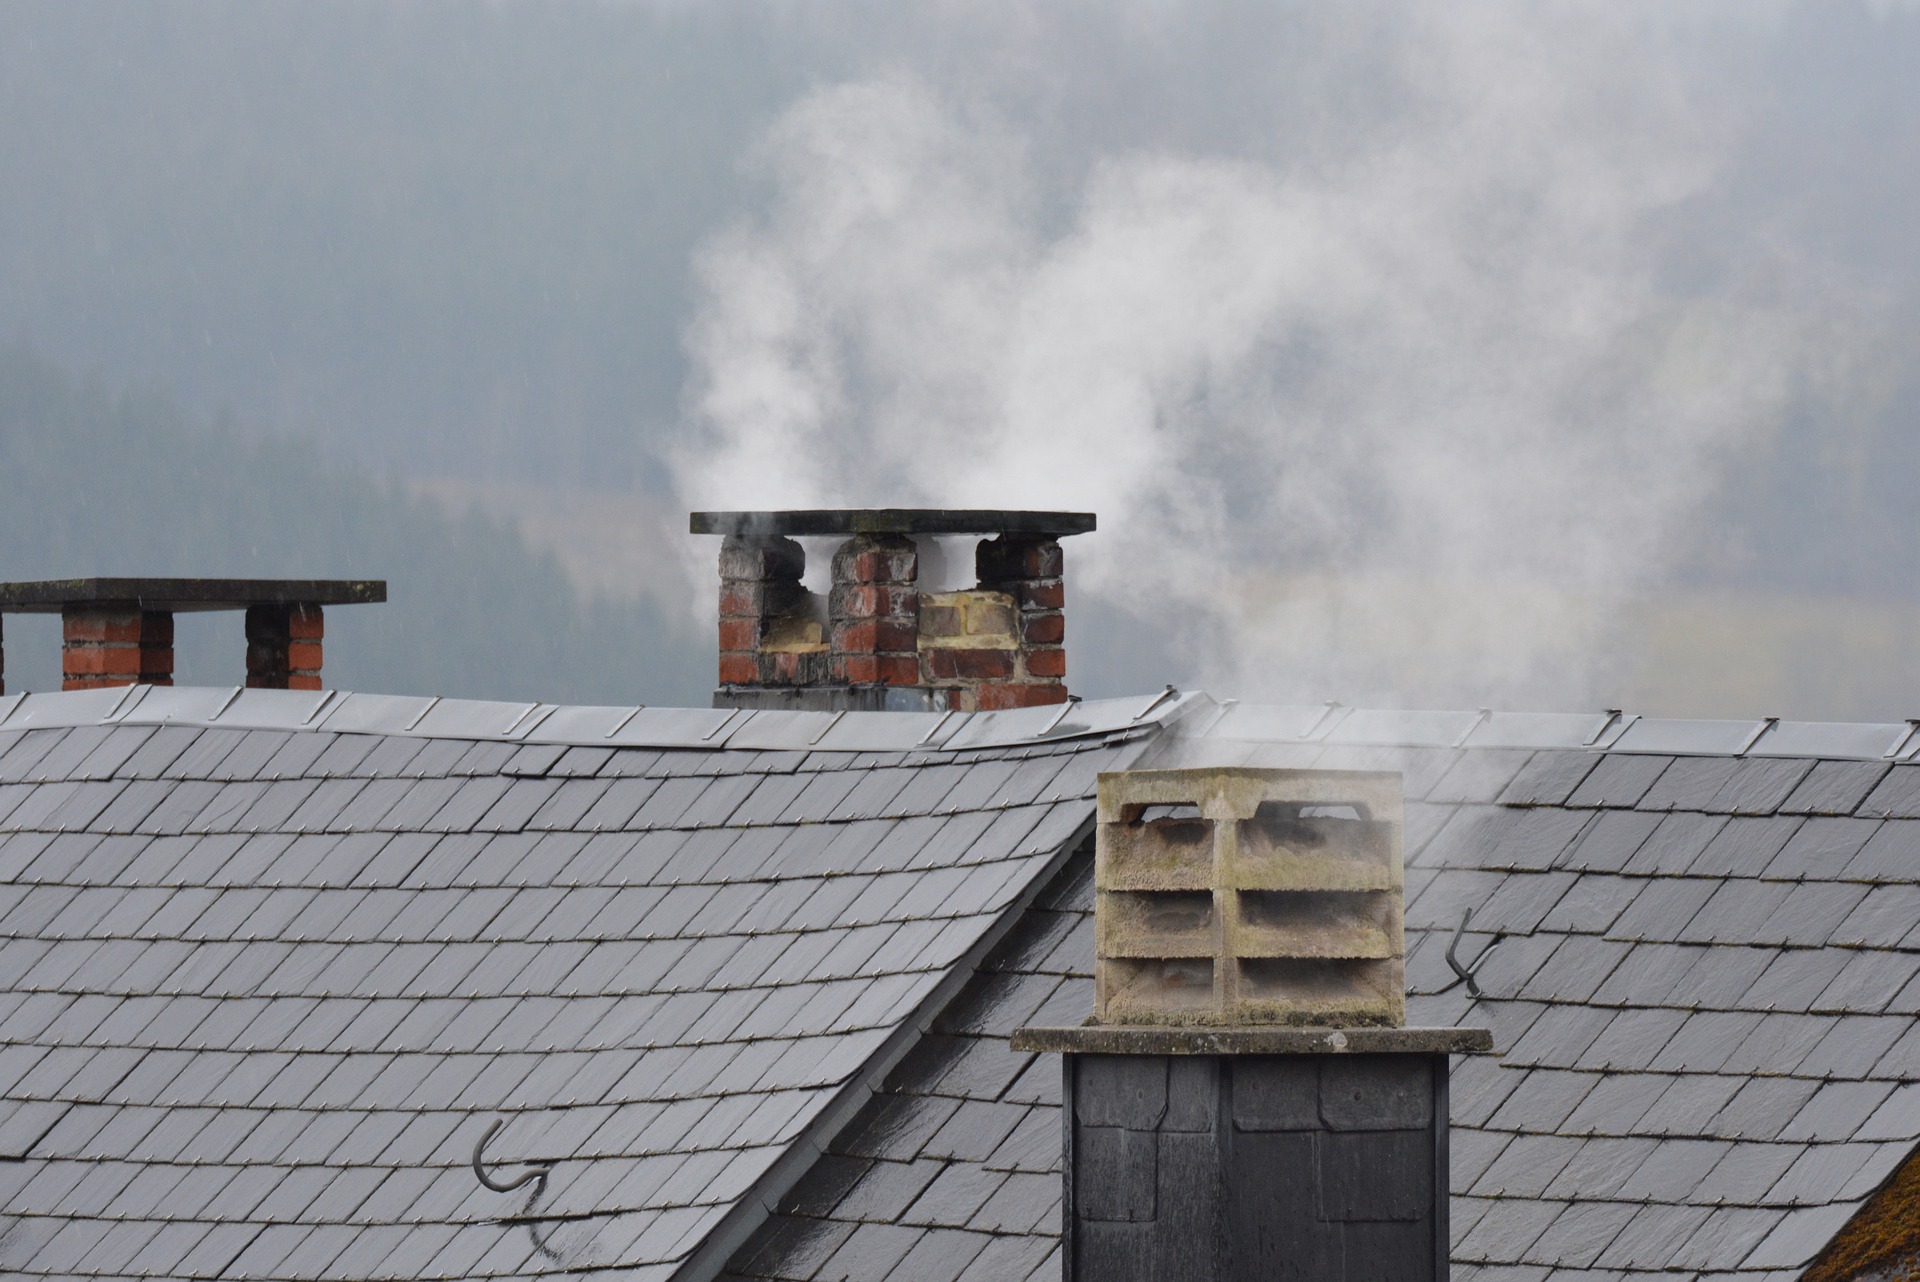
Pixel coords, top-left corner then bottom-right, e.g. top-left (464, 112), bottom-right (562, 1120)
top-left (974, 533), bottom-right (1068, 709)
top-left (62, 606), bottom-right (174, 691)
top-left (719, 534), bottom-right (826, 687)
top-left (828, 534), bottom-right (919, 687)
top-left (246, 603), bottom-right (325, 690)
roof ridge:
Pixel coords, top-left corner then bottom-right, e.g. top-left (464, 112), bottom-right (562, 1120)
top-left (0, 686), bottom-right (1211, 753)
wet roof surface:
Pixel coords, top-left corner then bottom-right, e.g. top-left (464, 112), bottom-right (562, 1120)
top-left (736, 718), bottom-right (1920, 1280)
top-left (0, 691), bottom-right (1152, 1278)
top-left (7, 689), bottom-right (1920, 1280)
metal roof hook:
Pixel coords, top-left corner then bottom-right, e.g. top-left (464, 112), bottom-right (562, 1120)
top-left (1445, 907), bottom-right (1499, 998)
top-left (472, 1118), bottom-right (553, 1195)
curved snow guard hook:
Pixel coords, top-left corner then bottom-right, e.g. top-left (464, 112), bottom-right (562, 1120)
top-left (472, 1118), bottom-right (553, 1194)
top-left (1446, 907), bottom-right (1499, 997)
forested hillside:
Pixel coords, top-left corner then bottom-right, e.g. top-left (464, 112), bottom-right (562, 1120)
top-left (0, 346), bottom-right (708, 704)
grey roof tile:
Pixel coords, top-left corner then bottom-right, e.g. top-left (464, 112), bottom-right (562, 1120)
top-left (1834, 883), bottom-right (1920, 946)
top-left (1712, 1080), bottom-right (1821, 1148)
top-left (1778, 1081), bottom-right (1897, 1142)
top-left (1620, 812), bottom-right (1729, 876)
top-left (1710, 759), bottom-right (1818, 816)
top-left (1497, 752), bottom-right (1600, 807)
top-left (1636, 756), bottom-right (1741, 812)
top-left (1633, 1073), bottom-right (1745, 1136)
top-left (1612, 1137), bottom-right (1730, 1200)
top-left (1780, 760), bottom-right (1891, 816)
top-left (117, 725), bottom-right (205, 779)
top-left (1569, 754), bottom-right (1672, 809)
top-left (1593, 1203), bottom-right (1713, 1269)
top-left (1741, 950), bottom-right (1855, 1012)
top-left (1859, 764), bottom-right (1920, 818)
top-left (1825, 951), bottom-right (1920, 1014)
top-left (1486, 1076), bottom-right (1598, 1137)
top-left (1765, 816), bottom-right (1880, 879)
top-left (1687, 816), bottom-right (1802, 877)
top-left (1606, 879), bottom-right (1718, 942)
top-left (1768, 1141), bottom-right (1890, 1206)
top-left (1841, 819), bottom-right (1920, 882)
top-left (1556, 810), bottom-right (1663, 874)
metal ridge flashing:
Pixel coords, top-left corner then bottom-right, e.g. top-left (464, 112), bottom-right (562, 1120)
top-left (15, 685), bottom-right (1920, 760)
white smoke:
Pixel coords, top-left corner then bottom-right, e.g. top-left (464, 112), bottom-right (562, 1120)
top-left (674, 4), bottom-right (1799, 709)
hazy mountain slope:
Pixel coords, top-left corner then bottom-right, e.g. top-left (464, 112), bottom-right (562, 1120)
top-left (0, 346), bottom-right (707, 705)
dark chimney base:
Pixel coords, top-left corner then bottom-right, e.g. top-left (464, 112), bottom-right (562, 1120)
top-left (1059, 1049), bottom-right (1454, 1282)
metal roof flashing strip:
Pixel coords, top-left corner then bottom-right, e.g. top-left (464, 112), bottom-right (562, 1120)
top-left (11, 686), bottom-right (1920, 761)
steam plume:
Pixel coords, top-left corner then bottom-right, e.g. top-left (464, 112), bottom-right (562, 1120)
top-left (674, 5), bottom-right (1798, 708)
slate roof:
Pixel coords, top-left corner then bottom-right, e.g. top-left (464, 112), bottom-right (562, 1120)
top-left (731, 704), bottom-right (1920, 1281)
top-left (8, 687), bottom-right (1920, 1280)
top-left (0, 684), bottom-right (1162, 1279)
top-left (724, 853), bottom-right (1091, 1282)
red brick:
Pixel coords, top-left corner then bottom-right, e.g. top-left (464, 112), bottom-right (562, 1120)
top-left (924, 647), bottom-right (1017, 680)
top-left (286, 673), bottom-right (323, 691)
top-left (64, 645), bottom-right (143, 677)
top-left (1024, 647), bottom-right (1066, 678)
top-left (718, 653), bottom-right (758, 685)
top-left (718, 618), bottom-right (759, 652)
top-left (287, 604), bottom-right (324, 640)
top-left (977, 535), bottom-right (1063, 581)
top-left (63, 611), bottom-right (144, 644)
top-left (1021, 612), bottom-right (1065, 645)
top-left (286, 642), bottom-right (322, 672)
top-left (831, 535), bottom-right (917, 585)
top-left (829, 584), bottom-right (916, 620)
top-left (1019, 580), bottom-right (1065, 611)
top-left (974, 682), bottom-right (1069, 710)
top-left (718, 583), bottom-right (760, 617)
top-left (832, 619), bottom-right (918, 655)
top-left (140, 649), bottom-right (176, 677)
top-left (831, 653), bottom-right (917, 685)
top-left (836, 654), bottom-right (881, 684)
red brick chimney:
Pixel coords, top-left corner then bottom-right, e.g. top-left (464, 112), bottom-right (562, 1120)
top-left (692, 510), bottom-right (1094, 713)
top-left (0, 579), bottom-right (384, 695)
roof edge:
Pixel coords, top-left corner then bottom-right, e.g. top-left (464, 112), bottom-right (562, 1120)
top-left (667, 812), bottom-right (1103, 1282)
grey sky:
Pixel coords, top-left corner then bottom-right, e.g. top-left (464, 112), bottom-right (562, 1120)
top-left (3, 1), bottom-right (1918, 711)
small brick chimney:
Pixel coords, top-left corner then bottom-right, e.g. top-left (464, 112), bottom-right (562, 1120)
top-left (0, 578), bottom-right (385, 695)
top-left (1015, 767), bottom-right (1491, 1281)
top-left (691, 509), bottom-right (1093, 713)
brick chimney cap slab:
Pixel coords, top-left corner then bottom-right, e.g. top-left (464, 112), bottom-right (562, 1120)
top-left (690, 509), bottom-right (1095, 538)
top-left (0, 578), bottom-right (387, 613)
top-left (1011, 1025), bottom-right (1494, 1055)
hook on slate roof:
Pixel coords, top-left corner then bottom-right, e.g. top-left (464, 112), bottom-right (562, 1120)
top-left (1446, 907), bottom-right (1500, 998)
top-left (471, 1118), bottom-right (553, 1195)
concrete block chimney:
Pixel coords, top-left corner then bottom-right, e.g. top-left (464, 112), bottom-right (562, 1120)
top-left (0, 578), bottom-right (384, 694)
top-left (1016, 765), bottom-right (1489, 1282)
top-left (691, 509), bottom-right (1094, 712)
top-left (1095, 768), bottom-right (1407, 1027)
